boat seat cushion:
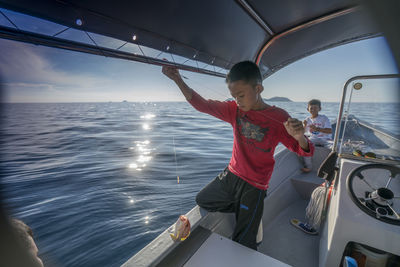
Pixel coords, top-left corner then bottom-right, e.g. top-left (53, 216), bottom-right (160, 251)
top-left (291, 146), bottom-right (331, 199)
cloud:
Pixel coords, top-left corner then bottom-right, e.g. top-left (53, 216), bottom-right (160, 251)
top-left (0, 39), bottom-right (111, 92)
top-left (0, 38), bottom-right (229, 102)
top-left (2, 82), bottom-right (55, 90)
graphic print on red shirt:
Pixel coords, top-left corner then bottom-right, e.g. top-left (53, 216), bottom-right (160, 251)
top-left (236, 113), bottom-right (271, 153)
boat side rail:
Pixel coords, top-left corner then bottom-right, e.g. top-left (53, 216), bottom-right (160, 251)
top-left (338, 153), bottom-right (400, 165)
top-left (122, 204), bottom-right (236, 267)
top-left (121, 205), bottom-right (205, 267)
top-left (356, 120), bottom-right (400, 142)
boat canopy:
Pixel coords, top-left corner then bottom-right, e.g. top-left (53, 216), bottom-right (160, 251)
top-left (0, 0), bottom-right (380, 78)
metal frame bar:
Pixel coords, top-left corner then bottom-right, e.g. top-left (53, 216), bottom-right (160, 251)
top-left (255, 6), bottom-right (359, 65)
top-left (236, 0), bottom-right (274, 35)
top-left (0, 25), bottom-right (227, 78)
top-left (333, 74), bottom-right (400, 152)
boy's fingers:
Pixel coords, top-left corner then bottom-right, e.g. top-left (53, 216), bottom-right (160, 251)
top-left (288, 120), bottom-right (302, 128)
top-left (162, 66), bottom-right (177, 76)
top-left (287, 118), bottom-right (301, 125)
top-left (285, 118), bottom-right (304, 132)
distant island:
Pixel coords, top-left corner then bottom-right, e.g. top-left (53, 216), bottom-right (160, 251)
top-left (265, 97), bottom-right (293, 102)
top-left (224, 97), bottom-right (293, 102)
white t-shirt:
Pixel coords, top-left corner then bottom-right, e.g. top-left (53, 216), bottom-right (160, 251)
top-left (305, 114), bottom-right (332, 141)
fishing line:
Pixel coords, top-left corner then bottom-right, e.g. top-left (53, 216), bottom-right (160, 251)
top-left (172, 135), bottom-right (183, 215)
top-left (180, 74), bottom-right (228, 99)
top-left (169, 135), bottom-right (192, 242)
top-left (164, 59), bottom-right (291, 126)
top-left (181, 73), bottom-right (298, 127)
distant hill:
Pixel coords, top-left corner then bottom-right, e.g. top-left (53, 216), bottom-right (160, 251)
top-left (265, 97), bottom-right (293, 102)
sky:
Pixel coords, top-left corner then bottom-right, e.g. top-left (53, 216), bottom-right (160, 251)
top-left (0, 9), bottom-right (399, 103)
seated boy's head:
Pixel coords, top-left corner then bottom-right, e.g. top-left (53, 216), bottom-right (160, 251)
top-left (226, 61), bottom-right (265, 112)
top-left (11, 218), bottom-right (44, 267)
top-left (307, 99), bottom-right (322, 116)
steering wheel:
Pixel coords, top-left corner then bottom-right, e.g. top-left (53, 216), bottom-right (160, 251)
top-left (347, 163), bottom-right (400, 225)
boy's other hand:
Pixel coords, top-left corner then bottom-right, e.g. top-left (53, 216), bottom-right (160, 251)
top-left (162, 65), bottom-right (181, 81)
top-left (284, 118), bottom-right (305, 140)
top-left (309, 124), bottom-right (318, 132)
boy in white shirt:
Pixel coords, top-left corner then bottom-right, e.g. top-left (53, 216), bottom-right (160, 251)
top-left (301, 99), bottom-right (332, 173)
top-left (291, 100), bottom-right (333, 235)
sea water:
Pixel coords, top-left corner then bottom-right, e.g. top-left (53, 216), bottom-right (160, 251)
top-left (1, 101), bottom-right (399, 267)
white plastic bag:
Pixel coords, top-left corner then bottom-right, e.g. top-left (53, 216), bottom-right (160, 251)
top-left (169, 215), bottom-right (191, 241)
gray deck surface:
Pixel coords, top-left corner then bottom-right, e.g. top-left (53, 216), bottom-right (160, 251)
top-left (184, 233), bottom-right (291, 267)
top-left (259, 200), bottom-right (320, 267)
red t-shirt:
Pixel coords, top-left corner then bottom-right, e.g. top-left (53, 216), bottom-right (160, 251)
top-left (188, 90), bottom-right (314, 190)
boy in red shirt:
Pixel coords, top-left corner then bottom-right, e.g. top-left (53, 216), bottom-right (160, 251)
top-left (162, 61), bottom-right (314, 250)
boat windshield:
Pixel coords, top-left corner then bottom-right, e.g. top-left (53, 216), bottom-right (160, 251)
top-left (335, 76), bottom-right (400, 161)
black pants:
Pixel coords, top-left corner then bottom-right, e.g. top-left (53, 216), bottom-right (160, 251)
top-left (196, 168), bottom-right (266, 250)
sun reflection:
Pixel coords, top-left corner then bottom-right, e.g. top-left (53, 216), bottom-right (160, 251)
top-left (129, 140), bottom-right (154, 171)
top-left (145, 216), bottom-right (150, 224)
top-left (140, 113), bottom-right (156, 119)
top-left (138, 155), bottom-right (152, 162)
top-left (128, 196), bottom-right (135, 204)
top-left (142, 123), bottom-right (150, 130)
top-left (129, 163), bottom-right (138, 169)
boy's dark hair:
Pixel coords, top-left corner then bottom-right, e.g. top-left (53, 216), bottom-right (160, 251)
top-left (308, 99), bottom-right (321, 108)
top-left (226, 61), bottom-right (262, 85)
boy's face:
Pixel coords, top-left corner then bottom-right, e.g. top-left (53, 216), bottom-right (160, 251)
top-left (308, 104), bottom-right (321, 117)
top-left (228, 80), bottom-right (263, 112)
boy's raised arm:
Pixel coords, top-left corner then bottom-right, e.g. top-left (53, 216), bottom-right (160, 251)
top-left (162, 66), bottom-right (193, 101)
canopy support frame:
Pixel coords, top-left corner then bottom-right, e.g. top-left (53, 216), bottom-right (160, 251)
top-left (0, 25), bottom-right (227, 78)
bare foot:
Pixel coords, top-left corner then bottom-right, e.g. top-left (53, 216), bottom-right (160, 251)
top-left (301, 167), bottom-right (311, 173)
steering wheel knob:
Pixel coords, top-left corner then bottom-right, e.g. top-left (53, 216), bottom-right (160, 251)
top-left (377, 188), bottom-right (394, 200)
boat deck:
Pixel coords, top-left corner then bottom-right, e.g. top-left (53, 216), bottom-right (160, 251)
top-left (180, 199), bottom-right (320, 267)
top-left (259, 199), bottom-right (320, 267)
top-left (179, 152), bottom-right (324, 267)
top-left (183, 171), bottom-right (322, 267)
top-left (184, 233), bottom-right (290, 267)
